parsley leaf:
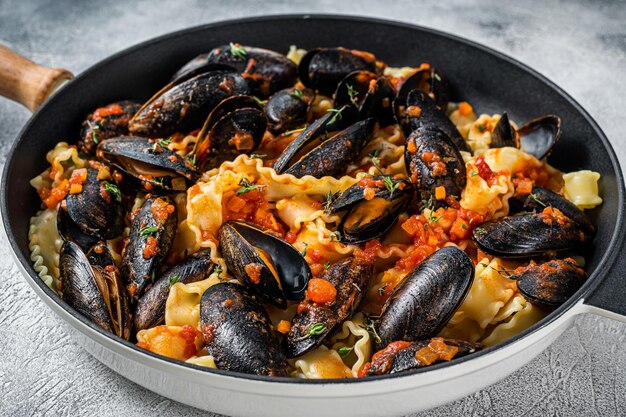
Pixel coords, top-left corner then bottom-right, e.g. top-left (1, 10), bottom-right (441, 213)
top-left (307, 322), bottom-right (327, 336)
top-left (337, 346), bottom-right (353, 358)
top-left (359, 318), bottom-right (382, 345)
top-left (326, 108), bottom-right (343, 124)
top-left (140, 225), bottom-right (159, 236)
top-left (325, 261), bottom-right (331, 270)
top-left (252, 96), bottom-right (268, 106)
top-left (104, 182), bottom-right (122, 202)
top-left (529, 193), bottom-right (547, 207)
top-left (290, 88), bottom-right (304, 100)
top-left (236, 177), bottom-right (266, 195)
top-left (346, 83), bottom-right (359, 107)
top-left (300, 242), bottom-right (308, 258)
top-left (250, 153), bottom-right (266, 159)
top-left (229, 42), bottom-right (247, 59)
top-left (168, 275), bottom-right (181, 288)
top-left (382, 176), bottom-right (400, 198)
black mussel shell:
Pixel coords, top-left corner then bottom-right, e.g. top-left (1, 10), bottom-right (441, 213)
top-left (121, 196), bottom-right (178, 301)
top-left (512, 258), bottom-right (587, 308)
top-left (516, 115), bottom-right (561, 160)
top-left (375, 247), bottom-right (474, 350)
top-left (285, 257), bottom-right (372, 358)
top-left (60, 241), bottom-right (131, 339)
top-left (329, 176), bottom-right (413, 244)
top-left (395, 89), bottom-right (469, 153)
top-left (200, 282), bottom-right (289, 376)
top-left (490, 112), bottom-right (517, 148)
top-left (524, 185), bottom-right (595, 234)
top-left (405, 125), bottom-right (466, 210)
top-left (265, 87), bottom-right (315, 135)
top-left (299, 47), bottom-right (385, 95)
top-left (97, 136), bottom-right (199, 192)
top-left (64, 165), bottom-right (124, 239)
top-left (129, 70), bottom-right (251, 137)
top-left (193, 95), bottom-right (266, 170)
top-left (472, 211), bottom-right (591, 258)
top-left (334, 71), bottom-right (396, 127)
top-left (218, 220), bottom-right (312, 306)
top-left (396, 67), bottom-right (450, 110)
top-left (79, 101), bottom-right (141, 154)
top-left (281, 116), bottom-right (376, 179)
top-left (366, 338), bottom-right (481, 375)
top-left (134, 250), bottom-right (214, 331)
top-left (57, 203), bottom-right (99, 252)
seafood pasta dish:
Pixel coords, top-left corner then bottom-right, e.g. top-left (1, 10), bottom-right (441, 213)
top-left (28, 44), bottom-right (602, 378)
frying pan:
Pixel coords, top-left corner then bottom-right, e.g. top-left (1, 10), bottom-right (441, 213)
top-left (1, 15), bottom-right (625, 417)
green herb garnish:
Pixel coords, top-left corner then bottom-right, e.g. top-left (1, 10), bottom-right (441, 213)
top-left (283, 126), bottom-right (307, 136)
top-left (290, 88), bottom-right (304, 100)
top-left (382, 176), bottom-right (400, 198)
top-left (461, 223), bottom-right (467, 230)
top-left (323, 191), bottom-right (339, 214)
top-left (252, 96), bottom-right (268, 106)
top-left (360, 318), bottom-right (381, 345)
top-left (368, 148), bottom-right (382, 158)
top-left (250, 154), bottom-right (266, 159)
top-left (140, 225), bottom-right (159, 236)
top-left (327, 108), bottom-right (343, 124)
top-left (89, 122), bottom-right (100, 144)
top-left (346, 83), bottom-right (359, 107)
top-left (168, 275), bottom-right (181, 288)
top-left (307, 322), bottom-right (327, 336)
top-left (474, 227), bottom-right (487, 237)
top-left (229, 42), bottom-right (247, 59)
top-left (477, 124), bottom-right (487, 133)
top-left (529, 193), bottom-right (547, 207)
top-left (337, 346), bottom-right (353, 358)
top-left (300, 242), bottom-right (308, 258)
top-left (329, 231), bottom-right (341, 242)
top-left (213, 264), bottom-right (223, 276)
top-left (186, 153), bottom-right (196, 166)
top-left (159, 138), bottom-right (172, 147)
top-left (378, 284), bottom-right (388, 297)
top-left (325, 261), bottom-right (331, 270)
top-left (236, 177), bottom-right (266, 195)
top-left (470, 171), bottom-right (479, 177)
top-left (104, 182), bottom-right (122, 202)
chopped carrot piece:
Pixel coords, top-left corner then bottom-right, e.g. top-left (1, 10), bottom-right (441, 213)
top-left (458, 102), bottom-right (473, 116)
top-left (277, 320), bottom-right (291, 334)
top-left (435, 186), bottom-right (446, 200)
top-left (69, 184), bottom-right (82, 194)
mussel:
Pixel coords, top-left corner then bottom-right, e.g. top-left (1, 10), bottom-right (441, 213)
top-left (524, 185), bottom-right (595, 234)
top-left (134, 250), bottom-right (214, 331)
top-left (333, 71), bottom-right (396, 126)
top-left (218, 220), bottom-right (312, 308)
top-left (328, 176), bottom-right (413, 244)
top-left (364, 337), bottom-right (481, 376)
top-left (375, 247), bottom-right (474, 350)
top-left (490, 113), bottom-right (561, 160)
top-left (299, 47), bottom-right (385, 95)
top-left (97, 137), bottom-right (199, 192)
top-left (285, 257), bottom-right (373, 358)
top-left (121, 196), bottom-right (178, 301)
top-left (404, 125), bottom-right (467, 210)
top-left (472, 210), bottom-right (591, 258)
top-left (199, 282), bottom-right (289, 376)
top-left (264, 87), bottom-right (315, 135)
top-left (172, 44), bottom-right (297, 97)
top-left (273, 110), bottom-right (376, 179)
top-left (57, 206), bottom-right (99, 252)
top-left (129, 70), bottom-right (251, 137)
top-left (512, 258), bottom-right (587, 308)
top-left (395, 66), bottom-right (450, 110)
top-left (79, 101), bottom-right (141, 154)
top-left (395, 89), bottom-right (469, 153)
top-left (192, 95), bottom-right (267, 170)
top-left (60, 240), bottom-right (131, 339)
top-left (63, 164), bottom-right (125, 240)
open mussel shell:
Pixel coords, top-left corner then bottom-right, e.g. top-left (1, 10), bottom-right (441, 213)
top-left (333, 71), bottom-right (396, 127)
top-left (57, 207), bottom-right (99, 252)
top-left (395, 89), bottom-right (469, 153)
top-left (516, 115), bottom-right (561, 160)
top-left (79, 101), bottom-right (141, 154)
top-left (275, 112), bottom-right (376, 179)
top-left (97, 136), bottom-right (199, 192)
top-left (329, 176), bottom-right (413, 244)
top-left (64, 165), bottom-right (124, 239)
top-left (121, 196), bottom-right (178, 301)
top-left (128, 70), bottom-right (251, 137)
top-left (489, 112), bottom-right (517, 148)
top-left (192, 95), bottom-right (266, 170)
top-left (396, 67), bottom-right (450, 110)
top-left (375, 247), bottom-right (474, 351)
top-left (285, 257), bottom-right (372, 358)
top-left (405, 125), bottom-right (466, 210)
top-left (200, 282), bottom-right (289, 376)
top-left (299, 47), bottom-right (385, 95)
top-left (472, 211), bottom-right (591, 258)
top-left (264, 87), bottom-right (315, 135)
top-left (366, 338), bottom-right (481, 376)
top-left (173, 45), bottom-right (297, 97)
top-left (512, 258), bottom-right (586, 308)
top-left (272, 105), bottom-right (357, 174)
top-left (60, 241), bottom-right (131, 339)
top-left (134, 250), bottom-right (214, 331)
top-left (524, 185), bottom-right (595, 234)
top-left (218, 220), bottom-right (312, 307)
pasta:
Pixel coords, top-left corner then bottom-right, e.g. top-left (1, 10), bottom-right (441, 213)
top-left (27, 43), bottom-right (603, 379)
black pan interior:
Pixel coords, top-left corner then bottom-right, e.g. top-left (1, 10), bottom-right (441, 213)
top-left (2, 15), bottom-right (623, 383)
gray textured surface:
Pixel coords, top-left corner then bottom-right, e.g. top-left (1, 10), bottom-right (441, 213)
top-left (0, 0), bottom-right (625, 416)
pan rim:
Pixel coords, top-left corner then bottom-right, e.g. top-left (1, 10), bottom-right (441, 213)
top-left (2, 13), bottom-right (624, 385)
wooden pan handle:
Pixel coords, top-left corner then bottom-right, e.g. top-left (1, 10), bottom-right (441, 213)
top-left (0, 44), bottom-right (73, 112)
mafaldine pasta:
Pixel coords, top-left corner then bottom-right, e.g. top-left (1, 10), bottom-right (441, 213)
top-left (28, 43), bottom-right (601, 378)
